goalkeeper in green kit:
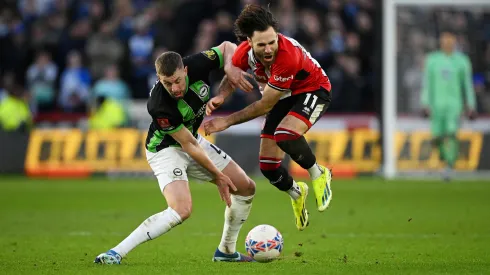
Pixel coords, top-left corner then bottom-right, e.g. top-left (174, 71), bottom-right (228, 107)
top-left (421, 31), bottom-right (477, 180)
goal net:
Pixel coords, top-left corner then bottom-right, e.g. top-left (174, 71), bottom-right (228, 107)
top-left (383, 0), bottom-right (490, 179)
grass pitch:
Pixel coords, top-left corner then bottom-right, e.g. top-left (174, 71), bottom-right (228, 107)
top-left (0, 176), bottom-right (489, 274)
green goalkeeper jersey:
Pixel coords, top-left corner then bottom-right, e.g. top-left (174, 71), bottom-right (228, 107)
top-left (421, 51), bottom-right (476, 113)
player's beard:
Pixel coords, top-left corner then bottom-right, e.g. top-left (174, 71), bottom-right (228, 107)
top-left (256, 50), bottom-right (277, 66)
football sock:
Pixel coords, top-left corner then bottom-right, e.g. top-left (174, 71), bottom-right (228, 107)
top-left (259, 158), bottom-right (299, 199)
top-left (274, 128), bottom-right (317, 170)
top-left (112, 207), bottom-right (182, 257)
top-left (218, 194), bottom-right (254, 254)
top-left (287, 181), bottom-right (302, 200)
top-left (307, 163), bottom-right (324, 180)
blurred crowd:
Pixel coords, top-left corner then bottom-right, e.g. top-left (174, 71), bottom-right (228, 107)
top-left (0, 0), bottom-right (377, 131)
top-left (397, 7), bottom-right (490, 114)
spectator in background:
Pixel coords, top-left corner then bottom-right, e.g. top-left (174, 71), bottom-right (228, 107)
top-left (88, 96), bottom-right (127, 129)
top-left (26, 50), bottom-right (58, 113)
top-left (128, 15), bottom-right (154, 98)
top-left (0, 15), bottom-right (28, 84)
top-left (57, 18), bottom-right (92, 68)
top-left (326, 12), bottom-right (345, 54)
top-left (113, 0), bottom-right (136, 43)
top-left (58, 50), bottom-right (91, 113)
top-left (214, 11), bottom-right (235, 45)
top-left (474, 73), bottom-right (490, 113)
top-left (44, 12), bottom-right (67, 51)
top-left (86, 0), bottom-right (106, 30)
top-left (189, 19), bottom-right (217, 55)
top-left (2, 0), bottom-right (387, 125)
top-left (86, 20), bottom-right (125, 80)
top-left (93, 65), bottom-right (130, 102)
top-left (0, 72), bottom-right (31, 132)
top-left (273, 0), bottom-right (297, 37)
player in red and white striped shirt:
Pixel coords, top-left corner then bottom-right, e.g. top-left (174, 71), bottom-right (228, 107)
top-left (204, 4), bottom-right (333, 231)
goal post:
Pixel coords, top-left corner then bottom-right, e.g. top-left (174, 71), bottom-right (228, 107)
top-left (382, 0), bottom-right (490, 179)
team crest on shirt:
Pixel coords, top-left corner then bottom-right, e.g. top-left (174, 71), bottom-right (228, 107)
top-left (201, 49), bottom-right (216, 60)
top-left (198, 85), bottom-right (209, 99)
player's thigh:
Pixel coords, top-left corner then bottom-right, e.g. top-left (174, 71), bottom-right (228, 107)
top-left (260, 97), bottom-right (294, 159)
top-left (146, 148), bottom-right (192, 218)
top-left (261, 96), bottom-right (296, 140)
top-left (186, 136), bottom-right (232, 183)
top-left (430, 112), bottom-right (445, 139)
top-left (445, 112), bottom-right (461, 136)
top-left (278, 87), bottom-right (331, 135)
top-left (146, 148), bottom-right (190, 192)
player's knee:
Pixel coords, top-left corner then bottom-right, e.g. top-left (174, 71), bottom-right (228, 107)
top-left (274, 127), bottom-right (300, 152)
top-left (170, 202), bottom-right (192, 221)
top-left (246, 177), bottom-right (256, 196)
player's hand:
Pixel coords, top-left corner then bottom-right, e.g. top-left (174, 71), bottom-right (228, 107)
top-left (467, 109), bottom-right (477, 120)
top-left (214, 172), bottom-right (237, 207)
top-left (206, 96), bottom-right (225, 116)
top-left (422, 108), bottom-right (430, 118)
top-left (225, 65), bottom-right (254, 93)
top-left (203, 117), bottom-right (230, 135)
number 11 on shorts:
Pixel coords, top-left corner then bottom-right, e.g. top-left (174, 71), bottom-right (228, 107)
top-left (303, 93), bottom-right (318, 108)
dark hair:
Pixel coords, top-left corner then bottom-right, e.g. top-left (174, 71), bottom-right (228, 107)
top-left (155, 51), bottom-right (184, 76)
top-left (234, 4), bottom-right (279, 42)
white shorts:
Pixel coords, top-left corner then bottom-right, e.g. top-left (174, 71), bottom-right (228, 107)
top-left (146, 135), bottom-right (232, 191)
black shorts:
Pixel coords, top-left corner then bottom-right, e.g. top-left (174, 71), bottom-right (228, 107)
top-left (261, 87), bottom-right (331, 139)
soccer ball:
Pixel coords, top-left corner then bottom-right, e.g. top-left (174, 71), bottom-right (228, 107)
top-left (245, 224), bottom-right (283, 262)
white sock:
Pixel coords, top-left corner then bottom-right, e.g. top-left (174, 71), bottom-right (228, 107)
top-left (112, 207), bottom-right (182, 257)
top-left (307, 163), bottom-right (324, 180)
top-left (287, 181), bottom-right (301, 200)
top-left (218, 194), bottom-right (254, 254)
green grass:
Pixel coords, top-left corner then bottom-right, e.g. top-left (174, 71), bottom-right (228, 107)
top-left (0, 176), bottom-right (489, 274)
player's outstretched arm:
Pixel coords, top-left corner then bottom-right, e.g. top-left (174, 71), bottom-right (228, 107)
top-left (170, 126), bottom-right (237, 206)
top-left (226, 85), bottom-right (282, 125)
top-left (203, 86), bottom-right (283, 135)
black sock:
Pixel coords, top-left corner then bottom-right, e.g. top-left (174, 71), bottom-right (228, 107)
top-left (259, 157), bottom-right (294, 191)
top-left (274, 128), bottom-right (316, 169)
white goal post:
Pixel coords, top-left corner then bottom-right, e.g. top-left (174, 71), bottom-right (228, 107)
top-left (382, 0), bottom-right (490, 179)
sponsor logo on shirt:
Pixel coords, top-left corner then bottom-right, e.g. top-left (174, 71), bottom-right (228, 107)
top-left (274, 75), bottom-right (294, 82)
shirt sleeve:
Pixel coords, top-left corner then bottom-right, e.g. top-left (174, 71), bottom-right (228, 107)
top-left (183, 47), bottom-right (224, 73)
top-left (462, 55), bottom-right (476, 111)
top-left (232, 42), bottom-right (251, 71)
top-left (267, 58), bottom-right (298, 92)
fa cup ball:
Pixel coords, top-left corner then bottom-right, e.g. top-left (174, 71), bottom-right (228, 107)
top-left (245, 224), bottom-right (283, 262)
